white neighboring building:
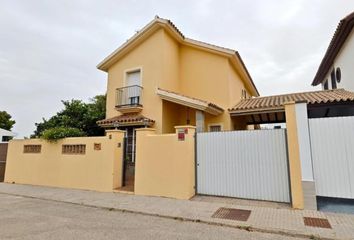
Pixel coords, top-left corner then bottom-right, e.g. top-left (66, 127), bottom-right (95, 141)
top-left (312, 12), bottom-right (354, 91)
top-left (0, 128), bottom-right (16, 142)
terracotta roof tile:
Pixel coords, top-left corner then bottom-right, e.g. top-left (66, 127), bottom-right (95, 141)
top-left (312, 11), bottom-right (354, 86)
top-left (97, 113), bottom-right (154, 126)
top-left (229, 89), bottom-right (354, 113)
top-left (157, 88), bottom-right (224, 112)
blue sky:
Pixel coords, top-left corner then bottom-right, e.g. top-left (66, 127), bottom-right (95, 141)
top-left (1, 0), bottom-right (354, 137)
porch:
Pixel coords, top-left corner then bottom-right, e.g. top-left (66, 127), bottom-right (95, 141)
top-left (227, 88), bottom-right (354, 209)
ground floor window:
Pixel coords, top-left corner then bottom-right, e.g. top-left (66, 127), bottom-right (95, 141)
top-left (209, 125), bottom-right (222, 132)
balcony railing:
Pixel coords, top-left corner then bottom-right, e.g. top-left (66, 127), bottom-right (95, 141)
top-left (116, 85), bottom-right (143, 108)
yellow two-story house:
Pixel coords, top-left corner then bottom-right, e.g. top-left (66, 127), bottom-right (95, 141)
top-left (97, 17), bottom-right (259, 188)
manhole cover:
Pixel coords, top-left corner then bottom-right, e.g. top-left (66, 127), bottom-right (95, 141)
top-left (212, 207), bottom-right (251, 221)
top-left (303, 217), bottom-right (332, 229)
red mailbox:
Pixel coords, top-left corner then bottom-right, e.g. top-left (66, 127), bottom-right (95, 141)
top-left (178, 129), bottom-right (185, 141)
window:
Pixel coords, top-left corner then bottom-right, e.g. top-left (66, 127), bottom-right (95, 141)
top-left (23, 145), bottom-right (41, 153)
top-left (331, 69), bottom-right (337, 89)
top-left (209, 125), bottom-right (222, 132)
top-left (196, 111), bottom-right (205, 133)
top-left (241, 89), bottom-right (247, 100)
top-left (126, 70), bottom-right (141, 105)
top-left (126, 70), bottom-right (141, 86)
top-left (62, 144), bottom-right (86, 155)
top-left (336, 67), bottom-right (341, 83)
top-left (323, 79), bottom-right (329, 90)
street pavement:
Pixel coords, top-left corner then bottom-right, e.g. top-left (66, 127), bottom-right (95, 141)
top-left (0, 183), bottom-right (354, 239)
top-left (0, 194), bottom-right (302, 240)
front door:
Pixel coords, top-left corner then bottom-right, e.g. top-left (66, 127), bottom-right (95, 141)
top-left (122, 127), bottom-right (137, 191)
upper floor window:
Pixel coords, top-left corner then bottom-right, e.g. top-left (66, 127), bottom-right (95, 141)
top-left (331, 69), bottom-right (337, 89)
top-left (116, 69), bottom-right (143, 108)
top-left (241, 89), bottom-right (247, 100)
top-left (336, 67), bottom-right (341, 83)
top-left (126, 70), bottom-right (141, 87)
top-left (323, 79), bottom-right (329, 90)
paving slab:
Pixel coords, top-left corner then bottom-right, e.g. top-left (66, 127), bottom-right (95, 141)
top-left (0, 183), bottom-right (353, 240)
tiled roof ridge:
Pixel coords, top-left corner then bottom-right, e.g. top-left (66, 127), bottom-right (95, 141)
top-left (97, 113), bottom-right (155, 125)
top-left (229, 88), bottom-right (354, 111)
top-left (157, 87), bottom-right (208, 103)
top-left (155, 16), bottom-right (237, 53)
top-left (157, 87), bottom-right (224, 111)
top-left (312, 11), bottom-right (354, 86)
top-left (240, 88), bottom-right (347, 101)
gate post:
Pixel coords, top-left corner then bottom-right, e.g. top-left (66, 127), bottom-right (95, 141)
top-left (285, 101), bottom-right (316, 210)
top-left (105, 129), bottom-right (126, 190)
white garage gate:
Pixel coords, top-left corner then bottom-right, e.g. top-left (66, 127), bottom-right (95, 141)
top-left (196, 129), bottom-right (291, 203)
top-left (309, 116), bottom-right (354, 199)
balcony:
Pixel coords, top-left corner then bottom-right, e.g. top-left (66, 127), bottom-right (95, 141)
top-left (116, 85), bottom-right (143, 113)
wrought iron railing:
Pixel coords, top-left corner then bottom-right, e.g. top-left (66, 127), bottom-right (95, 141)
top-left (116, 85), bottom-right (143, 107)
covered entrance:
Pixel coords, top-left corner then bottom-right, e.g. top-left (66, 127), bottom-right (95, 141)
top-left (97, 113), bottom-right (155, 191)
top-left (229, 88), bottom-right (354, 209)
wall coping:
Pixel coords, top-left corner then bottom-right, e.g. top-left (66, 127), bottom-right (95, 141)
top-left (135, 128), bottom-right (156, 132)
top-left (174, 125), bottom-right (196, 129)
top-left (105, 129), bottom-right (126, 134)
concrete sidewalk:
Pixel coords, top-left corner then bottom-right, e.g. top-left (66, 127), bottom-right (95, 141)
top-left (0, 183), bottom-right (353, 240)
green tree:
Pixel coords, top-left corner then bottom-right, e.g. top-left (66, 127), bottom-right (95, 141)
top-left (32, 95), bottom-right (106, 139)
top-left (41, 127), bottom-right (86, 142)
top-left (0, 111), bottom-right (16, 130)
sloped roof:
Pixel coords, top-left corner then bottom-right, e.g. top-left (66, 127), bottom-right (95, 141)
top-left (97, 113), bottom-right (154, 127)
top-left (229, 89), bottom-right (354, 115)
top-left (312, 11), bottom-right (354, 86)
top-left (97, 16), bottom-right (259, 96)
top-left (157, 88), bottom-right (224, 115)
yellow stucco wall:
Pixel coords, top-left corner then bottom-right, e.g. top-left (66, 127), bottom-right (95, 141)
top-left (105, 26), bottom-right (255, 133)
top-left (162, 100), bottom-right (196, 133)
top-left (4, 130), bottom-right (125, 192)
top-left (134, 126), bottom-right (195, 199)
top-left (284, 102), bottom-right (304, 209)
top-left (161, 31), bottom-right (180, 91)
top-left (106, 29), bottom-right (165, 133)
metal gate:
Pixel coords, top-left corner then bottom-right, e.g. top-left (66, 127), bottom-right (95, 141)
top-left (0, 143), bottom-right (8, 182)
top-left (309, 116), bottom-right (354, 199)
top-left (196, 129), bottom-right (290, 203)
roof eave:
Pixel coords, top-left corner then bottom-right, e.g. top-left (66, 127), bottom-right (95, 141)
top-left (229, 107), bottom-right (285, 116)
top-left (97, 18), bottom-right (184, 72)
top-left (312, 12), bottom-right (354, 86)
top-left (234, 52), bottom-right (260, 96)
top-left (96, 17), bottom-right (260, 96)
top-left (157, 88), bottom-right (224, 116)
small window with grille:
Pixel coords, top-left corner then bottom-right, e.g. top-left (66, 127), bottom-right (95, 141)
top-left (23, 145), bottom-right (41, 153)
top-left (209, 125), bottom-right (222, 132)
top-left (62, 144), bottom-right (86, 155)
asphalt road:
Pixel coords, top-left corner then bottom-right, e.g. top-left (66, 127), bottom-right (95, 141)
top-left (0, 194), bottom-right (305, 240)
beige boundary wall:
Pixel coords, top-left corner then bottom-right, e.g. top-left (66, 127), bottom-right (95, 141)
top-left (4, 130), bottom-right (125, 192)
top-left (135, 126), bottom-right (196, 200)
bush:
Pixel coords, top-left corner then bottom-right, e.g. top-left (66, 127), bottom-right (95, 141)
top-left (40, 127), bottom-right (86, 142)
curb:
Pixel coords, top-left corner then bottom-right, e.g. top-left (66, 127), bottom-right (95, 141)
top-left (0, 191), bottom-right (337, 240)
